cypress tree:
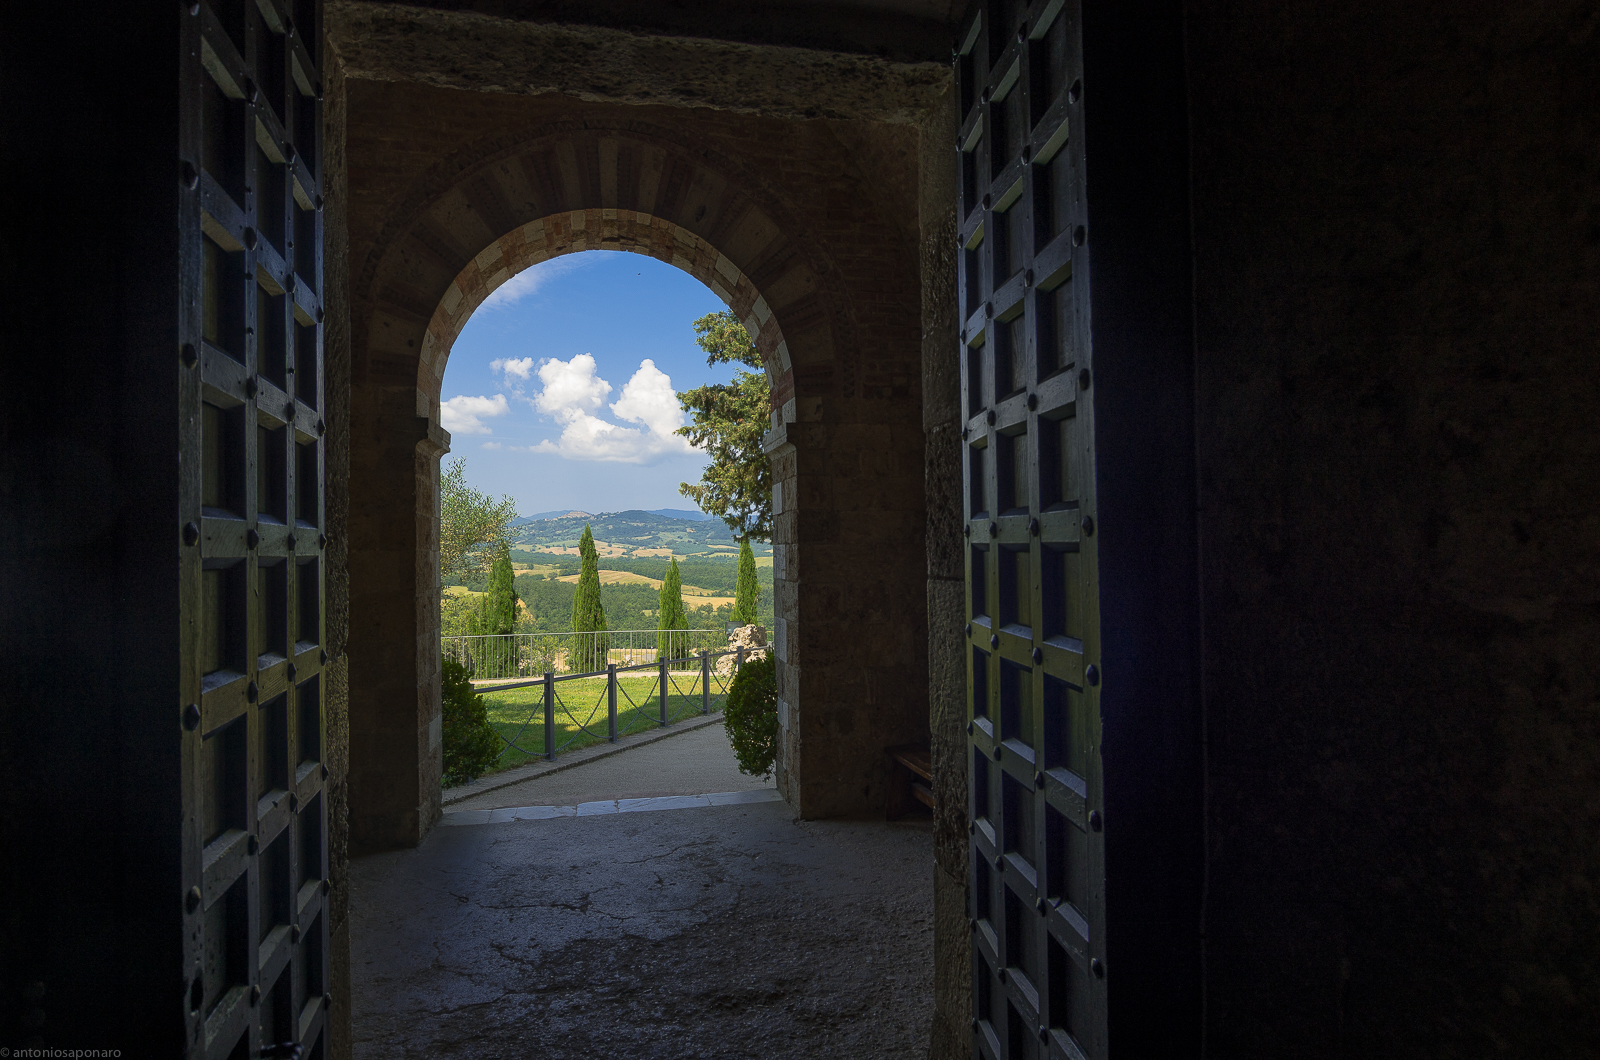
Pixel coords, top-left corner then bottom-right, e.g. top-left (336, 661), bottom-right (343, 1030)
top-left (657, 557), bottom-right (689, 661)
top-left (482, 542), bottom-right (519, 677)
top-left (485, 541), bottom-right (518, 635)
top-left (569, 524), bottom-right (608, 671)
top-left (733, 537), bottom-right (759, 626)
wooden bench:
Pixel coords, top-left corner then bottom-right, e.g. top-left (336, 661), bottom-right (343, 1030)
top-left (885, 744), bottom-right (935, 820)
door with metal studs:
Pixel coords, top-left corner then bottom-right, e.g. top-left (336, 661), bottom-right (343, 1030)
top-left (179, 0), bottom-right (330, 1055)
top-left (958, 1), bottom-right (1106, 1057)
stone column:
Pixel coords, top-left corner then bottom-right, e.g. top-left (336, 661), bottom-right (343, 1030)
top-left (346, 374), bottom-right (448, 853)
top-left (768, 429), bottom-right (802, 807)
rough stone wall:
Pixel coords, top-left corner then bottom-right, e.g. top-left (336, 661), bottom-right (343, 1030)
top-left (917, 80), bottom-right (968, 1060)
top-left (343, 0), bottom-right (956, 61)
top-left (320, 38), bottom-right (356, 1060)
top-left (331, 1), bottom-right (949, 120)
top-left (1188, 2), bottom-right (1600, 1054)
top-left (336, 13), bottom-right (941, 833)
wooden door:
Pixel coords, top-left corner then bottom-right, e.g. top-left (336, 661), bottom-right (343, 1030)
top-left (179, 0), bottom-right (330, 1054)
top-left (958, 1), bottom-right (1106, 1056)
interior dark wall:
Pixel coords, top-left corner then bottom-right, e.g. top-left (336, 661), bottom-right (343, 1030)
top-left (1188, 2), bottom-right (1600, 1055)
top-left (1081, 1), bottom-right (1203, 1052)
top-left (0, 7), bottom-right (182, 1050)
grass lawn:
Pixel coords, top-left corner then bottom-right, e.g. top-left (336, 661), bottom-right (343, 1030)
top-left (474, 669), bottom-right (731, 773)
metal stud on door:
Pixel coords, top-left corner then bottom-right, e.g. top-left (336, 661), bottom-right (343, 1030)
top-left (958, 1), bottom-right (1105, 1056)
top-left (179, 0), bottom-right (329, 1055)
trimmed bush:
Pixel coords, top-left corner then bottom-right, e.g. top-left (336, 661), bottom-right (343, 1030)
top-left (723, 652), bottom-right (777, 779)
top-left (441, 655), bottom-right (501, 786)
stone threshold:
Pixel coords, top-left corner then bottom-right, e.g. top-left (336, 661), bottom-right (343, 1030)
top-left (440, 712), bottom-right (726, 807)
top-left (442, 787), bottom-right (782, 826)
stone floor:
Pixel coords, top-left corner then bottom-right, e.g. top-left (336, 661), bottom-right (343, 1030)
top-left (350, 729), bottom-right (935, 1058)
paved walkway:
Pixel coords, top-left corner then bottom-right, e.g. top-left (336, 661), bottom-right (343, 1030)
top-left (447, 720), bottom-right (773, 812)
top-left (350, 717), bottom-right (933, 1058)
top-left (443, 787), bottom-right (784, 825)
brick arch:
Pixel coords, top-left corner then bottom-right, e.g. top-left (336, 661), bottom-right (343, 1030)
top-left (353, 117), bottom-right (848, 433)
top-left (416, 214), bottom-right (797, 431)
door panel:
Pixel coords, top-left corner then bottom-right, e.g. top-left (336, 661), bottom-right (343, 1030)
top-left (958, 2), bottom-right (1105, 1057)
top-left (180, 0), bottom-right (329, 1055)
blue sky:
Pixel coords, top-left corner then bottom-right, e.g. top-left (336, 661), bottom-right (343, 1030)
top-left (439, 250), bottom-right (738, 515)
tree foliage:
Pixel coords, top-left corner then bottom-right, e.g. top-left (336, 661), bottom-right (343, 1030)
top-left (441, 656), bottom-right (501, 785)
top-left (677, 311), bottom-right (772, 542)
top-left (440, 458), bottom-right (519, 583)
top-left (733, 538), bottom-right (760, 625)
top-left (656, 557), bottom-right (689, 659)
top-left (723, 652), bottom-right (777, 779)
top-left (569, 524), bottom-right (609, 671)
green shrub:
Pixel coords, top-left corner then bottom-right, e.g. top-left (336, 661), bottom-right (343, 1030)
top-left (723, 653), bottom-right (777, 779)
top-left (441, 656), bottom-right (501, 786)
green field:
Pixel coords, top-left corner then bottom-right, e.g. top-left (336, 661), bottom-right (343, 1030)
top-left (473, 670), bottom-right (731, 773)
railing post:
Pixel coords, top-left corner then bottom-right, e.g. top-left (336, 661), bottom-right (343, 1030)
top-left (737, 646), bottom-right (745, 672)
top-left (701, 651), bottom-right (710, 714)
top-left (659, 657), bottom-right (669, 726)
top-left (607, 663), bottom-right (618, 742)
top-left (543, 670), bottom-right (555, 761)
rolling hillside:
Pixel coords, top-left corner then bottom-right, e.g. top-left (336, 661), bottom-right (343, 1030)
top-left (509, 509), bottom-right (772, 559)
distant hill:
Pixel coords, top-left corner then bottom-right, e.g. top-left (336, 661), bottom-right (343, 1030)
top-left (648, 508), bottom-right (713, 521)
top-left (509, 509), bottom-right (769, 559)
top-left (512, 510), bottom-right (593, 525)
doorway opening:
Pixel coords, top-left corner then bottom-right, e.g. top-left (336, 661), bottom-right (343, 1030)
top-left (433, 248), bottom-right (777, 782)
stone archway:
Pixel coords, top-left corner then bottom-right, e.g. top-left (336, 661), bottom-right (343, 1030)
top-left (345, 112), bottom-right (930, 851)
top-left (418, 210), bottom-right (796, 431)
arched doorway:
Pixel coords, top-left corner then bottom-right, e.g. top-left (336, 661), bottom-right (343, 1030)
top-left (344, 115), bottom-right (931, 852)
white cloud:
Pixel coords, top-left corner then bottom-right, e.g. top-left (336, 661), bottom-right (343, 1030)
top-left (611, 359), bottom-right (688, 440)
top-left (491, 356), bottom-right (534, 381)
top-left (533, 354), bottom-right (611, 421)
top-left (439, 393), bottom-right (509, 435)
top-left (481, 441), bottom-right (503, 451)
top-left (526, 355), bottom-right (698, 464)
top-left (478, 256), bottom-right (593, 311)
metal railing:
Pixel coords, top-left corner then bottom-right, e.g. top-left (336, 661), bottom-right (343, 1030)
top-left (474, 646), bottom-right (756, 765)
top-left (442, 628), bottom-right (725, 683)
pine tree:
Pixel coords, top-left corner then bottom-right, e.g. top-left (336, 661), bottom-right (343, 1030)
top-left (657, 557), bottom-right (689, 661)
top-left (734, 537), bottom-right (760, 626)
top-left (676, 312), bottom-right (772, 541)
top-left (569, 524), bottom-right (609, 671)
